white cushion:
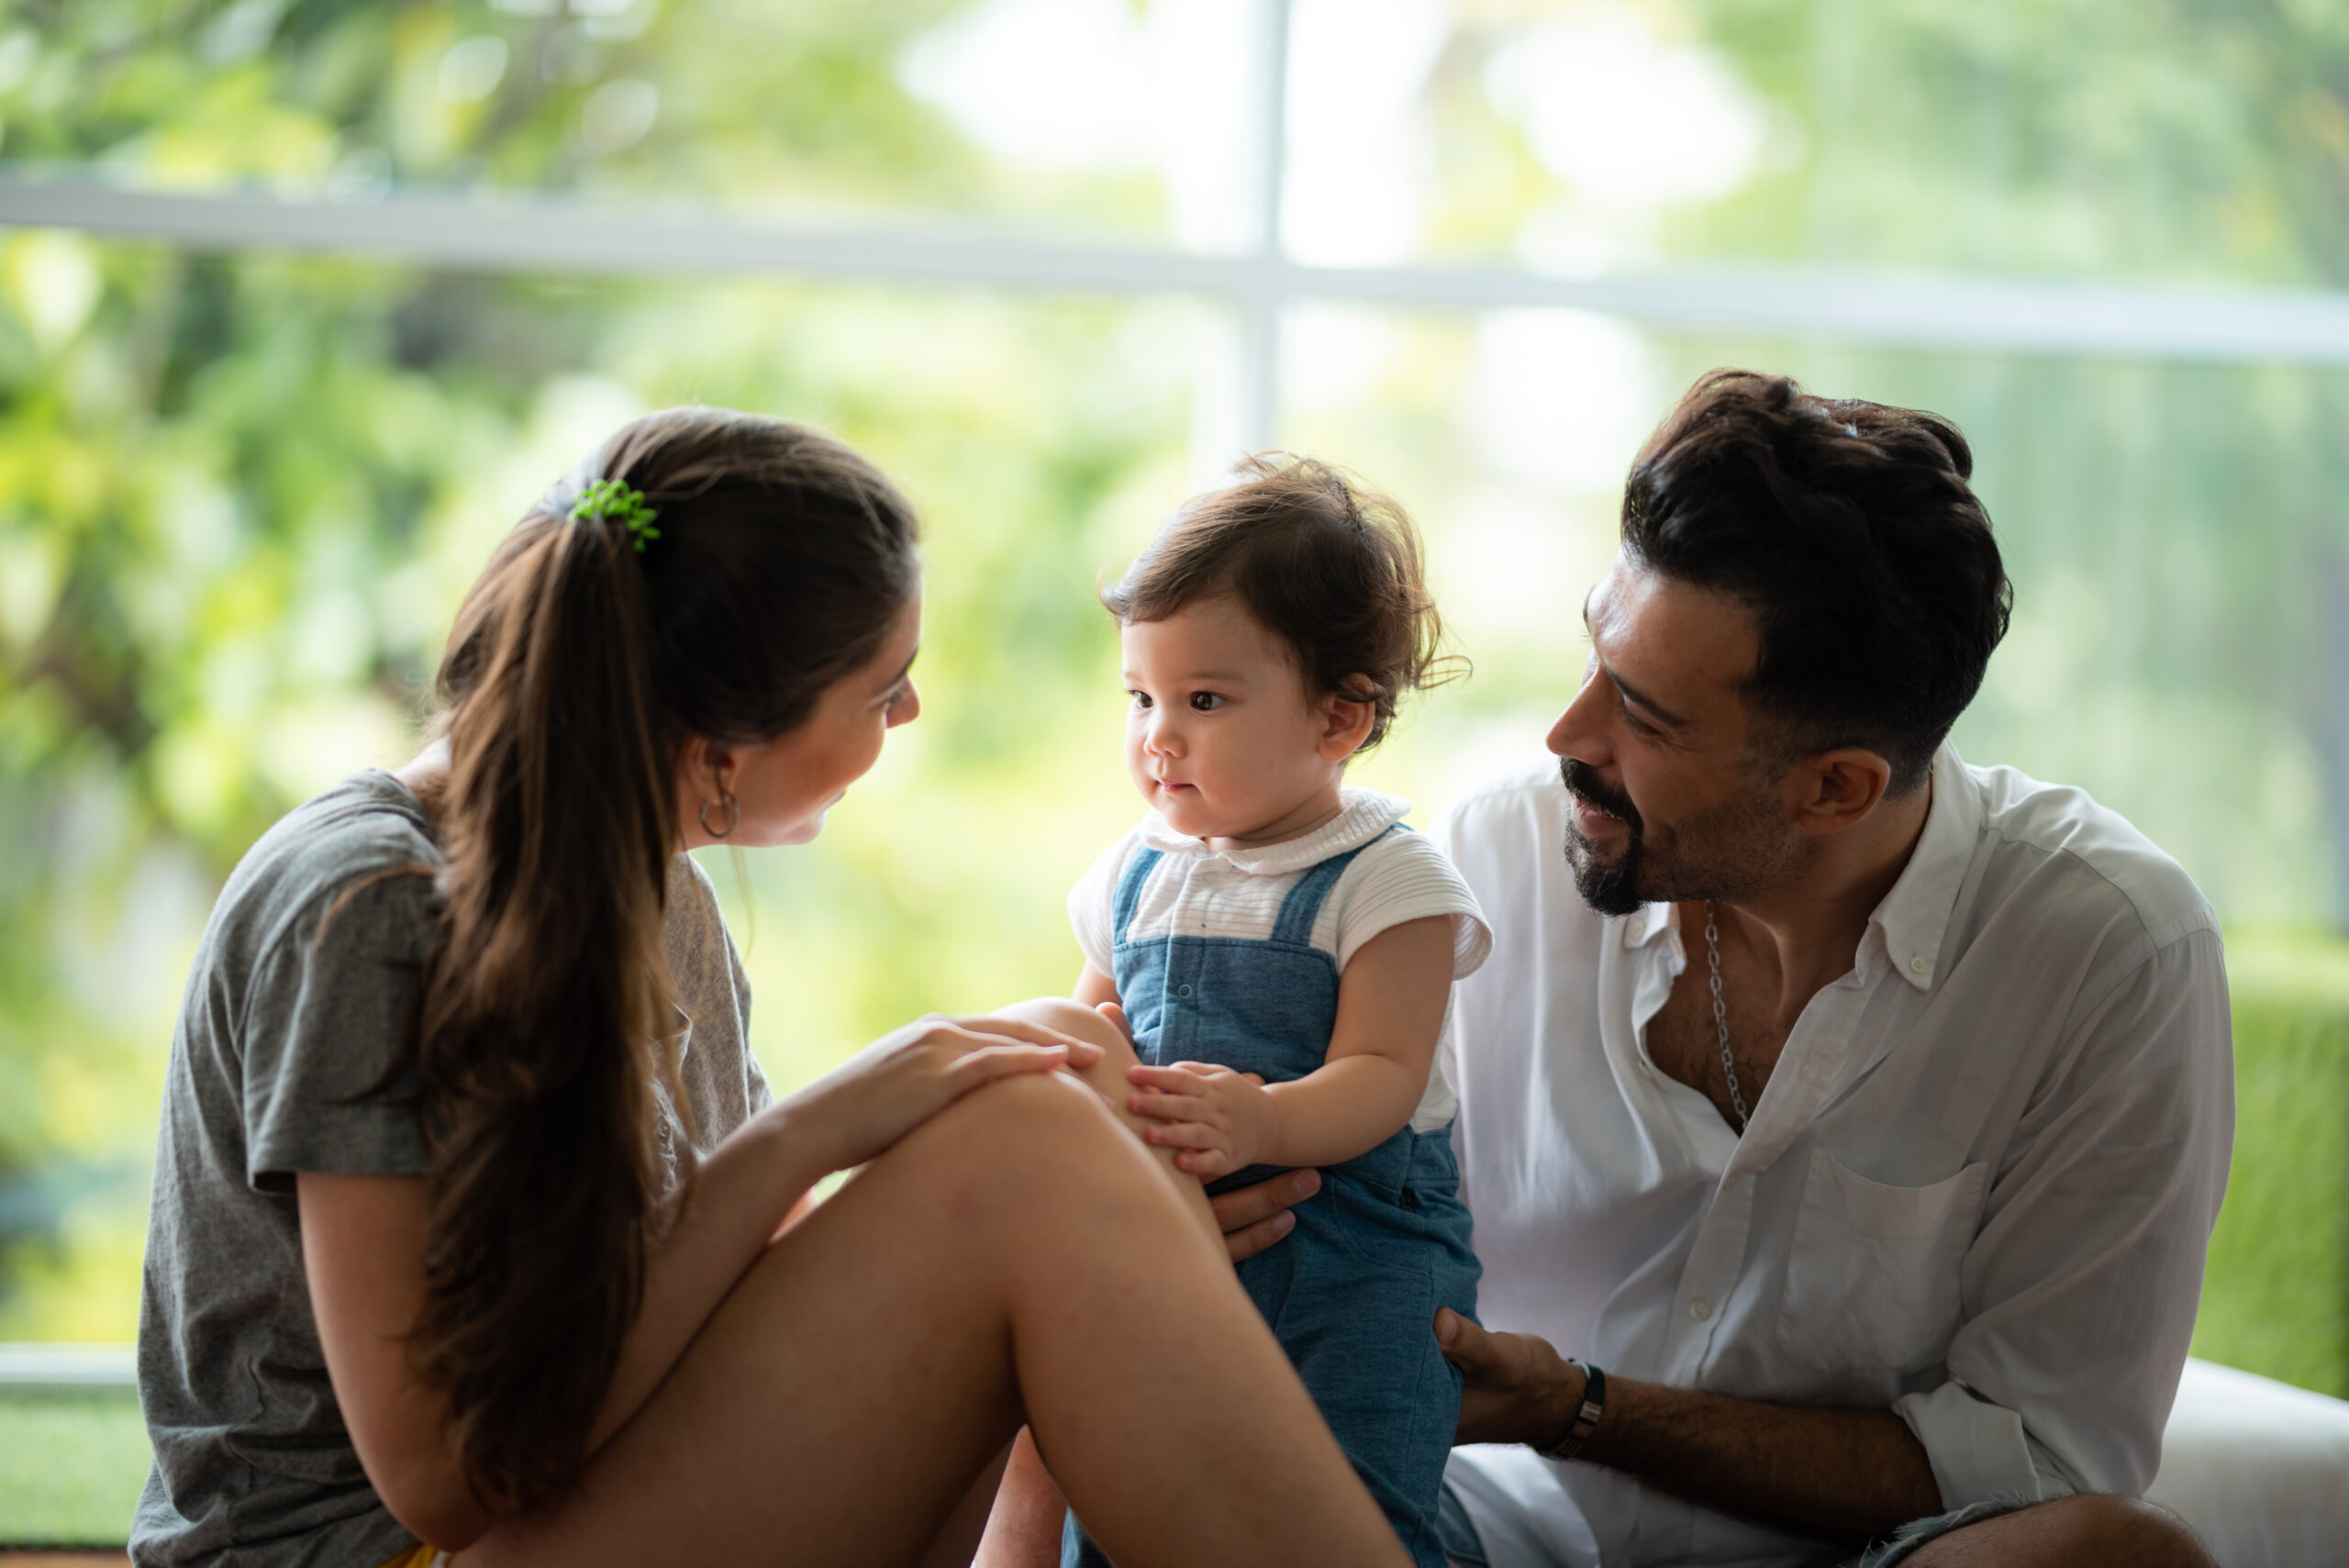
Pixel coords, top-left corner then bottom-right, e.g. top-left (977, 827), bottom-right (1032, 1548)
top-left (2145, 1358), bottom-right (2349, 1568)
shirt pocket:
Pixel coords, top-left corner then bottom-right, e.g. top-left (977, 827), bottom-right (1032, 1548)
top-left (1775, 1149), bottom-right (1988, 1393)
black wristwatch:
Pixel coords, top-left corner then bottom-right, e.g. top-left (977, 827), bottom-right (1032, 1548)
top-left (1536, 1359), bottom-right (1607, 1462)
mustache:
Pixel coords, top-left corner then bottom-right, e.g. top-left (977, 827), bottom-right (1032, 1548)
top-left (1560, 758), bottom-right (1642, 834)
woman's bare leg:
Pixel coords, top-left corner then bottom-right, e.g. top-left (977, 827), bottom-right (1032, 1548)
top-left (976, 996), bottom-right (1219, 1566)
top-left (993, 995), bottom-right (1217, 1236)
top-left (455, 1067), bottom-right (1402, 1568)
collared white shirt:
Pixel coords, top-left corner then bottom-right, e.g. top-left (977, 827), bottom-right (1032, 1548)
top-left (1435, 746), bottom-right (2233, 1568)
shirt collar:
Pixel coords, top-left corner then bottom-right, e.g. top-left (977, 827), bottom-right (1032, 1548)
top-left (1133, 786), bottom-right (1411, 875)
top-left (1615, 742), bottom-right (1979, 991)
top-left (1867, 741), bottom-right (1981, 992)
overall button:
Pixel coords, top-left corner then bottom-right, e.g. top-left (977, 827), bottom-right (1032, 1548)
top-left (1688, 1297), bottom-right (1713, 1321)
top-left (1177, 984), bottom-right (1194, 998)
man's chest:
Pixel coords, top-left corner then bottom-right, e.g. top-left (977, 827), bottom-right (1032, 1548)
top-left (1641, 952), bottom-right (1793, 1131)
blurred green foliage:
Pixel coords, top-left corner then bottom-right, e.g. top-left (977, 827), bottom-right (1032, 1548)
top-left (0, 1392), bottom-right (147, 1547)
top-left (2192, 933), bottom-right (2349, 1398)
top-left (0, 0), bottom-right (2345, 1418)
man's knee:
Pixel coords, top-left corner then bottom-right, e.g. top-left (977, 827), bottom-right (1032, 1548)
top-left (1909, 1493), bottom-right (2214, 1568)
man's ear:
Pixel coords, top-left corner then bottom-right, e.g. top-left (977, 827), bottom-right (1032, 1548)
top-left (1317, 678), bottom-right (1378, 762)
top-left (1791, 748), bottom-right (1894, 835)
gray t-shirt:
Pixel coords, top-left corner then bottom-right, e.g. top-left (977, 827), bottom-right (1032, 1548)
top-left (132, 772), bottom-right (770, 1566)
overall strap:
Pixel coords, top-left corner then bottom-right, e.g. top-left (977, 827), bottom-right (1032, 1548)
top-left (1110, 845), bottom-right (1165, 947)
top-left (1268, 822), bottom-right (1406, 947)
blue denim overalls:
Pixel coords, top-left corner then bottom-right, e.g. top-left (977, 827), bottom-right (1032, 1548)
top-left (1062, 827), bottom-right (1482, 1568)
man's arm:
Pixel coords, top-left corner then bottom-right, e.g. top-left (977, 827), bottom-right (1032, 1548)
top-left (1438, 1310), bottom-right (1941, 1543)
top-left (1440, 930), bottom-right (2232, 1540)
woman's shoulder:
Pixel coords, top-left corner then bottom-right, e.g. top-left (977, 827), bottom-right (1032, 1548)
top-left (211, 772), bottom-right (444, 965)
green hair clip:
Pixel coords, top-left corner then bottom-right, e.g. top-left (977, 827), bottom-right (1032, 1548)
top-left (570, 479), bottom-right (662, 553)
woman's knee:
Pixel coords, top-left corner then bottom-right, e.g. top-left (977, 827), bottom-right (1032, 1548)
top-left (997, 995), bottom-right (1130, 1055)
top-left (906, 1065), bottom-right (1138, 1184)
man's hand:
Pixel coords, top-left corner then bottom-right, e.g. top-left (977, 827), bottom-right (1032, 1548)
top-left (1208, 1167), bottom-right (1319, 1262)
top-left (1127, 1061), bottom-right (1280, 1176)
top-left (1435, 1307), bottom-right (1586, 1449)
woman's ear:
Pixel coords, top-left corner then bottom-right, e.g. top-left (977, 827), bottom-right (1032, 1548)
top-left (675, 734), bottom-right (738, 806)
top-left (1317, 678), bottom-right (1378, 762)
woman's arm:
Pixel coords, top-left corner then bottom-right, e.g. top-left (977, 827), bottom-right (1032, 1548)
top-left (304, 1014), bottom-right (1101, 1549)
top-left (1124, 915), bottom-right (1455, 1174)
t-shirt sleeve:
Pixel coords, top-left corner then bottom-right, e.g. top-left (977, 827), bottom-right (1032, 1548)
top-left (1067, 830), bottom-right (1140, 981)
top-left (729, 928), bottom-right (772, 1116)
top-left (1330, 828), bottom-right (1493, 979)
top-left (243, 870), bottom-right (438, 1190)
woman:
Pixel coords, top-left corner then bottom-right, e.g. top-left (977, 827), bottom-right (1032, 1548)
top-left (133, 407), bottom-right (1406, 1567)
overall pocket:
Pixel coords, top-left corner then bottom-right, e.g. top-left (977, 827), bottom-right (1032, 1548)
top-left (1775, 1149), bottom-right (1988, 1397)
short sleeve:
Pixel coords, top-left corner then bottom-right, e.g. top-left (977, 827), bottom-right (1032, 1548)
top-left (1327, 829), bottom-right (1493, 979)
top-left (728, 929), bottom-right (771, 1115)
top-left (1068, 830), bottom-right (1141, 980)
top-left (243, 871), bottom-right (438, 1190)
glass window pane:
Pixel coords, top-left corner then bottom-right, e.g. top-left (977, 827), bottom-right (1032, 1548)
top-left (1314, 0), bottom-right (2347, 288)
top-left (0, 235), bottom-right (1203, 1332)
top-left (4, 1), bottom-right (1259, 249)
top-left (1280, 304), bottom-right (2349, 929)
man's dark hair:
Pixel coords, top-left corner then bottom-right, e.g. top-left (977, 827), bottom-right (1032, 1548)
top-left (1621, 369), bottom-right (2012, 793)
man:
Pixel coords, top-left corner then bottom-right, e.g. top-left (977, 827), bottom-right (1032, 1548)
top-left (1240, 370), bottom-right (2232, 1566)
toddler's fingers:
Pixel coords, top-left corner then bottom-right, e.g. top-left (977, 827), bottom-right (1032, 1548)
top-left (1175, 1149), bottom-right (1236, 1177)
top-left (1141, 1120), bottom-right (1223, 1151)
top-left (1126, 1090), bottom-right (1212, 1123)
top-left (1127, 1064), bottom-right (1207, 1095)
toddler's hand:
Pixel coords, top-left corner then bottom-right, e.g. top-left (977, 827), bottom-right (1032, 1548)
top-left (1126, 1062), bottom-right (1277, 1177)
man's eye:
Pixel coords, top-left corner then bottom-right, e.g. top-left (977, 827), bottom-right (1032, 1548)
top-left (1189, 692), bottom-right (1226, 712)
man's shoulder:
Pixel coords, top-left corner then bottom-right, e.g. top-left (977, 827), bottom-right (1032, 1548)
top-left (1434, 762), bottom-right (1566, 842)
top-left (1959, 757), bottom-right (2217, 954)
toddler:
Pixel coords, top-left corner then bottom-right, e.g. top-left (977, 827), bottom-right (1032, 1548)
top-left (1048, 456), bottom-right (1490, 1568)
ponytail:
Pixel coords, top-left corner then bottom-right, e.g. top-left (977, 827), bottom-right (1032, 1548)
top-left (397, 408), bottom-right (919, 1505)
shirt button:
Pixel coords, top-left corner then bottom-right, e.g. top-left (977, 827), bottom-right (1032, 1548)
top-left (1909, 956), bottom-right (1927, 973)
top-left (1689, 1297), bottom-right (1713, 1321)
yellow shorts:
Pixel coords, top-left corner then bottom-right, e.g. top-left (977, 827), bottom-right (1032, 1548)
top-left (376, 1546), bottom-right (447, 1568)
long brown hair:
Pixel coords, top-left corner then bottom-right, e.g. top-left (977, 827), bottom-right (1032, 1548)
top-left (403, 407), bottom-right (918, 1506)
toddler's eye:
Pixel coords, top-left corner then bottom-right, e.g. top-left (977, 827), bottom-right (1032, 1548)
top-left (1129, 690), bottom-right (1153, 709)
top-left (1189, 692), bottom-right (1226, 712)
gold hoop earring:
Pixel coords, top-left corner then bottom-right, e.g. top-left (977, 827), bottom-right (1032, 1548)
top-left (699, 791), bottom-right (740, 840)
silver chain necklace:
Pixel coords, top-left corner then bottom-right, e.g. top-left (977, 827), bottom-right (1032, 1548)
top-left (1702, 902), bottom-right (1752, 1132)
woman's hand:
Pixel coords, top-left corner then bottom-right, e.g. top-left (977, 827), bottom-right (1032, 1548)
top-left (1125, 1061), bottom-right (1280, 1177)
top-left (788, 1014), bottom-right (1104, 1174)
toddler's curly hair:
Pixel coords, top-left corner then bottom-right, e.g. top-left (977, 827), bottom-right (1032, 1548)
top-left (1102, 454), bottom-right (1461, 751)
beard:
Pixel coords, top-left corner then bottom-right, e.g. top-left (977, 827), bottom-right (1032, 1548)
top-left (1559, 756), bottom-right (1802, 917)
top-left (1560, 758), bottom-right (1650, 917)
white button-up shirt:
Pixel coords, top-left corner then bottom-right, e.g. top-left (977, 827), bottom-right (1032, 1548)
top-left (1435, 746), bottom-right (2233, 1568)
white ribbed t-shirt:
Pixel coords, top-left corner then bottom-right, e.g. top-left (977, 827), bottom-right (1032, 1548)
top-left (1068, 788), bottom-right (1491, 1131)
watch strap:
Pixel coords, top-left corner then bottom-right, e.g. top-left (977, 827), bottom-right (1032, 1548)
top-left (1537, 1359), bottom-right (1607, 1462)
